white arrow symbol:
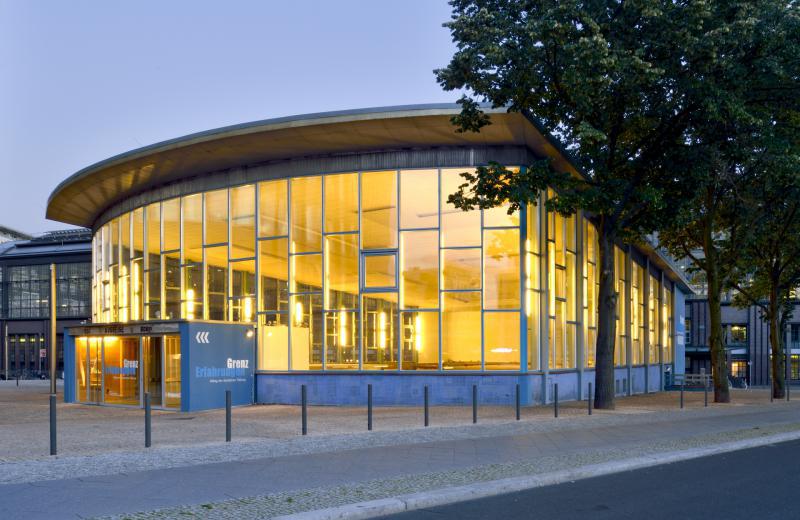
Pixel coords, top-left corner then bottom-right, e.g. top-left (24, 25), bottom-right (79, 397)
top-left (195, 331), bottom-right (210, 343)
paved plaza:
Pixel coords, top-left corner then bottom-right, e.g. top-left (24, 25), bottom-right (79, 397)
top-left (1, 381), bottom-right (799, 518)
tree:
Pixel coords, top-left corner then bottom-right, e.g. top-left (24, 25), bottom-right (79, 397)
top-left (730, 121), bottom-right (800, 399)
top-left (436, 0), bottom-right (800, 408)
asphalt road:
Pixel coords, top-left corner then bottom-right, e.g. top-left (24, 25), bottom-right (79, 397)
top-left (383, 439), bottom-right (800, 519)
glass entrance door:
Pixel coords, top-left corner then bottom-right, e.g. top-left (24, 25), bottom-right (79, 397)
top-left (88, 338), bottom-right (103, 403)
top-left (142, 336), bottom-right (163, 407)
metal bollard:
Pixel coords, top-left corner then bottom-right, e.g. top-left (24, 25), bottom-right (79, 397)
top-left (771, 386), bottom-right (774, 403)
top-left (144, 392), bottom-right (151, 448)
top-left (225, 390), bottom-right (232, 442)
top-left (49, 393), bottom-right (57, 456)
top-left (554, 383), bottom-right (559, 418)
top-left (472, 384), bottom-right (478, 424)
top-left (515, 384), bottom-right (521, 421)
top-left (588, 382), bottom-right (593, 416)
top-left (424, 385), bottom-right (429, 427)
top-left (16, 372), bottom-right (19, 387)
top-left (367, 384), bottom-right (373, 431)
top-left (301, 385), bottom-right (308, 435)
top-left (680, 382), bottom-right (685, 409)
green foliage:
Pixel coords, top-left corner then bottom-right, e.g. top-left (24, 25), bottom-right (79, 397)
top-left (436, 0), bottom-right (799, 242)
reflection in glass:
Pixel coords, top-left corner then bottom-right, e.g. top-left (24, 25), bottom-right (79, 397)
top-left (401, 311), bottom-right (438, 370)
top-left (291, 176), bottom-right (322, 253)
top-left (183, 194), bottom-right (203, 262)
top-left (441, 169), bottom-right (480, 247)
top-left (442, 291), bottom-right (481, 370)
top-left (205, 189), bottom-right (228, 245)
top-left (231, 185), bottom-right (256, 259)
top-left (259, 180), bottom-right (288, 237)
top-left (230, 260), bottom-right (256, 322)
top-left (483, 228), bottom-right (520, 309)
top-left (485, 312), bottom-right (520, 370)
top-left (259, 239), bottom-right (288, 313)
top-left (290, 293), bottom-right (323, 369)
top-left (362, 292), bottom-right (398, 369)
top-left (103, 337), bottom-right (140, 405)
top-left (164, 335), bottom-right (181, 409)
top-left (361, 170), bottom-right (397, 249)
top-left (163, 253), bottom-right (180, 319)
top-left (442, 248), bottom-right (481, 290)
top-left (325, 310), bottom-right (358, 369)
top-left (325, 173), bottom-right (358, 233)
top-left (400, 169), bottom-right (438, 229)
top-left (292, 253), bottom-right (322, 293)
top-left (206, 246), bottom-right (228, 320)
top-left (162, 198), bottom-right (180, 252)
top-left (364, 254), bottom-right (396, 289)
top-left (325, 234), bottom-right (358, 309)
top-left (400, 230), bottom-right (438, 309)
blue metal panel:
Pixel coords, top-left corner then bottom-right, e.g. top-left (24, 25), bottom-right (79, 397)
top-left (63, 333), bottom-right (75, 403)
top-left (183, 322), bottom-right (255, 412)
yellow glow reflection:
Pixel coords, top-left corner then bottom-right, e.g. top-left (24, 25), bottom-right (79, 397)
top-left (295, 301), bottom-right (304, 325)
top-left (243, 297), bottom-right (253, 322)
top-left (379, 311), bottom-right (387, 349)
top-left (414, 314), bottom-right (423, 352)
top-left (339, 308), bottom-right (347, 346)
top-left (186, 289), bottom-right (195, 320)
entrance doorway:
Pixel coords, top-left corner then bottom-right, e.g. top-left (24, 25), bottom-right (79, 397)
top-left (73, 335), bottom-right (181, 409)
top-left (143, 337), bottom-right (163, 407)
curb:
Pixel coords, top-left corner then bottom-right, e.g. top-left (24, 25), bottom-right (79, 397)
top-left (273, 429), bottom-right (800, 520)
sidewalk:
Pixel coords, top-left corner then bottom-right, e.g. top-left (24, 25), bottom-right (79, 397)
top-left (1, 393), bottom-right (799, 519)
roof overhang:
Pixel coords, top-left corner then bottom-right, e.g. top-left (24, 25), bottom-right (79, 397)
top-left (46, 104), bottom-right (579, 229)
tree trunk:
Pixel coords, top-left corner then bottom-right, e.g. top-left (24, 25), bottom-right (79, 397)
top-left (704, 235), bottom-right (730, 403)
top-left (768, 285), bottom-right (786, 399)
top-left (594, 221), bottom-right (618, 409)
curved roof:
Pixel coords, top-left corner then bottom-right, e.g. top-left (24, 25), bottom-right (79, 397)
top-left (46, 104), bottom-right (578, 228)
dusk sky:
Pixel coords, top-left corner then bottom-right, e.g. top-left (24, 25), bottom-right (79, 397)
top-left (0, 0), bottom-right (457, 234)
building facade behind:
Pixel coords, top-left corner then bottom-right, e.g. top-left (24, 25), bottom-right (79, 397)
top-left (0, 229), bottom-right (92, 379)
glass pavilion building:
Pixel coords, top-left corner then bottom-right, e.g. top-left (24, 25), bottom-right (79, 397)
top-left (47, 105), bottom-right (689, 410)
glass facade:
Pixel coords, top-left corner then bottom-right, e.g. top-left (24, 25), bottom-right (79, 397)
top-left (91, 167), bottom-right (676, 373)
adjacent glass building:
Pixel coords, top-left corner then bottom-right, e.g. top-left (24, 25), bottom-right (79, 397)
top-left (48, 105), bottom-right (690, 407)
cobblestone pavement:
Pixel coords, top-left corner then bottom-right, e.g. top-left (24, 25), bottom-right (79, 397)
top-left (95, 422), bottom-right (800, 520)
top-left (1, 387), bottom-right (799, 519)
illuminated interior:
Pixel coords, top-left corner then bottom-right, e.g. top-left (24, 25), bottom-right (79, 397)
top-left (92, 167), bottom-right (675, 372)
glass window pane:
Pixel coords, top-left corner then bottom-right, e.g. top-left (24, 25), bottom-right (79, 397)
top-left (401, 311), bottom-right (439, 370)
top-left (205, 189), bottom-right (228, 245)
top-left (325, 173), bottom-right (358, 233)
top-left (364, 254), bottom-right (396, 289)
top-left (442, 248), bottom-right (481, 290)
top-left (442, 291), bottom-right (481, 370)
top-left (103, 337), bottom-right (140, 405)
top-left (483, 228), bottom-right (520, 309)
top-left (183, 194), bottom-right (203, 263)
top-left (292, 253), bottom-right (322, 293)
top-left (120, 213), bottom-right (131, 265)
top-left (163, 253), bottom-right (180, 319)
top-left (132, 208), bottom-right (144, 259)
top-left (145, 202), bottom-right (160, 270)
top-left (162, 198), bottom-right (180, 252)
top-left (230, 260), bottom-right (256, 322)
top-left (485, 312), bottom-right (520, 370)
top-left (146, 268), bottom-right (161, 320)
top-left (400, 230), bottom-right (438, 309)
top-left (527, 290), bottom-right (540, 370)
top-left (361, 170), bottom-right (397, 249)
top-left (164, 335), bottom-right (181, 409)
top-left (259, 238), bottom-right (288, 313)
top-left (182, 263), bottom-right (203, 320)
top-left (206, 246), bottom-right (228, 320)
top-left (325, 234), bottom-right (359, 309)
top-left (483, 203), bottom-right (520, 228)
top-left (230, 184), bottom-right (256, 259)
top-left (400, 169), bottom-right (438, 229)
top-left (259, 180), bottom-right (288, 237)
top-left (291, 176), bottom-right (322, 253)
top-left (362, 292), bottom-right (398, 369)
top-left (258, 312), bottom-right (289, 370)
top-left (325, 310), bottom-right (358, 369)
top-left (441, 168), bottom-right (480, 247)
top-left (290, 293), bottom-right (323, 370)
top-left (131, 258), bottom-right (143, 321)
